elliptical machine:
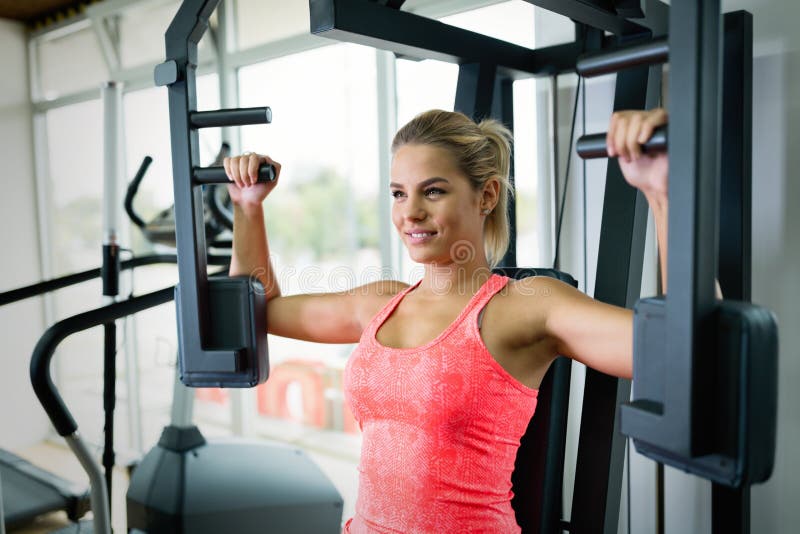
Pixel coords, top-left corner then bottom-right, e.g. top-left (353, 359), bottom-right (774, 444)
top-left (122, 152), bottom-right (342, 532)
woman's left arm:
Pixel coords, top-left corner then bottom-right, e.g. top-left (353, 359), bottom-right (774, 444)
top-left (536, 109), bottom-right (670, 379)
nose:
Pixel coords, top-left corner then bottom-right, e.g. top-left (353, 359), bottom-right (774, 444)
top-left (402, 195), bottom-right (426, 221)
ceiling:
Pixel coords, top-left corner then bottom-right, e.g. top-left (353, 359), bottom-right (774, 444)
top-left (0, 0), bottom-right (89, 23)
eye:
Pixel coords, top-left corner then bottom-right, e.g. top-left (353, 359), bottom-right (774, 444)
top-left (425, 187), bottom-right (445, 197)
top-left (391, 190), bottom-right (405, 199)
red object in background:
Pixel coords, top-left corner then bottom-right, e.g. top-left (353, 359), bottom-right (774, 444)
top-left (195, 387), bottom-right (229, 404)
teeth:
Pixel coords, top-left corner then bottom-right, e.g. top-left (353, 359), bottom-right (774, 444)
top-left (411, 232), bottom-right (433, 238)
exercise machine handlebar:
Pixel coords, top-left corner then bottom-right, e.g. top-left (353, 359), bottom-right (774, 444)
top-left (194, 164), bottom-right (276, 185)
top-left (576, 36), bottom-right (668, 78)
top-left (30, 287), bottom-right (175, 437)
top-left (190, 107), bottom-right (272, 129)
top-left (124, 156), bottom-right (153, 229)
top-left (576, 125), bottom-right (667, 159)
top-left (0, 254), bottom-right (230, 307)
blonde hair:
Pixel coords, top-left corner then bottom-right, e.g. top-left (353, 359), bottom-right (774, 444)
top-left (391, 109), bottom-right (513, 268)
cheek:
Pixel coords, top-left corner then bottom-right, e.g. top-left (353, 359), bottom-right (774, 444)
top-left (391, 204), bottom-right (403, 230)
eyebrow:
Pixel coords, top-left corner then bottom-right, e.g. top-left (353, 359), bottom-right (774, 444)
top-left (389, 177), bottom-right (450, 189)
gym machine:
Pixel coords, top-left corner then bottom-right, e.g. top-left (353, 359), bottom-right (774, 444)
top-left (575, 4), bottom-right (777, 534)
top-left (154, 0), bottom-right (275, 388)
top-left (311, 1), bottom-right (778, 533)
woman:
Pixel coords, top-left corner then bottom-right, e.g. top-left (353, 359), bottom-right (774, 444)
top-left (224, 108), bottom-right (669, 533)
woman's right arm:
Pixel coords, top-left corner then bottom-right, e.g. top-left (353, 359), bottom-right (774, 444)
top-left (225, 153), bottom-right (407, 344)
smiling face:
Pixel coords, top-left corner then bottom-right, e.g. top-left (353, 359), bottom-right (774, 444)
top-left (390, 143), bottom-right (495, 267)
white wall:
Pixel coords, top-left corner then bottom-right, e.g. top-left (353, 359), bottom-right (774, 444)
top-left (0, 18), bottom-right (49, 449)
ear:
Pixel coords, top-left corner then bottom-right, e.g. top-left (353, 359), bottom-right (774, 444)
top-left (480, 178), bottom-right (501, 211)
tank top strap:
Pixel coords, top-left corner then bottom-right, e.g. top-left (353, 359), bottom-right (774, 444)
top-left (464, 273), bottom-right (510, 324)
top-left (363, 279), bottom-right (423, 338)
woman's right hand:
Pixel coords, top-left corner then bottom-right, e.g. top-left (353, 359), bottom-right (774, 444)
top-left (223, 152), bottom-right (281, 207)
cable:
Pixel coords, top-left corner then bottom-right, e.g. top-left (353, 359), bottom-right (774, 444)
top-left (552, 76), bottom-right (584, 270)
top-left (582, 73), bottom-right (588, 294)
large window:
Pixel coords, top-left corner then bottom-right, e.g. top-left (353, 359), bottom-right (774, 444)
top-left (44, 98), bottom-right (107, 443)
top-left (238, 42), bottom-right (382, 518)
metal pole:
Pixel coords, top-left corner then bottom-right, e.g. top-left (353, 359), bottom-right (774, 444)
top-left (0, 469), bottom-right (6, 534)
top-left (66, 434), bottom-right (111, 534)
top-left (101, 81), bottom-right (123, 514)
top-left (712, 11), bottom-right (754, 534)
top-left (550, 75), bottom-right (560, 268)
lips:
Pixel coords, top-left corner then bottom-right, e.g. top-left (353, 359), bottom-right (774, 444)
top-left (405, 230), bottom-right (437, 244)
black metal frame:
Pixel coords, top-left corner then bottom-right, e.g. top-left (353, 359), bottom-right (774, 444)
top-left (712, 11), bottom-right (753, 534)
top-left (571, 6), bottom-right (773, 534)
top-left (156, 0), bottom-right (275, 387)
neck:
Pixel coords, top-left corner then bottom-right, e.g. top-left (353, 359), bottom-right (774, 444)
top-left (417, 260), bottom-right (493, 297)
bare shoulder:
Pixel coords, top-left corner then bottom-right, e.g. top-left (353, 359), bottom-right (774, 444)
top-left (489, 275), bottom-right (586, 347)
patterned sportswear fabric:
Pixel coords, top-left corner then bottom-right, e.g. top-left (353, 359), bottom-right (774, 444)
top-left (343, 274), bottom-right (539, 533)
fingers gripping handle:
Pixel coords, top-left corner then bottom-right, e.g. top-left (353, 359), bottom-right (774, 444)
top-left (576, 125), bottom-right (668, 159)
top-left (194, 164), bottom-right (276, 185)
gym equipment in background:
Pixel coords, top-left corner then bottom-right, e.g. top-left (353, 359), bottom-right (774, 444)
top-left (125, 145), bottom-right (236, 249)
top-left (29, 285), bottom-right (343, 534)
top-left (0, 449), bottom-right (89, 531)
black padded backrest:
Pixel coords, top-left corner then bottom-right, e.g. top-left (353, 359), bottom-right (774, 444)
top-left (492, 267), bottom-right (577, 534)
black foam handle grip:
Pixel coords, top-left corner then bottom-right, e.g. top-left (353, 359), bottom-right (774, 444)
top-left (194, 164), bottom-right (276, 185)
top-left (576, 125), bottom-right (668, 159)
top-left (576, 37), bottom-right (669, 78)
top-left (190, 107), bottom-right (272, 129)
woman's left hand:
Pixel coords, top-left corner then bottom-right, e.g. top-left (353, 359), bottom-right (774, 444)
top-left (606, 108), bottom-right (668, 198)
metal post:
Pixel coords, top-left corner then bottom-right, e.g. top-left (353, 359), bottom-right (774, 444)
top-left (664, 0), bottom-right (722, 458)
top-left (550, 75), bottom-right (560, 269)
top-left (66, 434), bottom-right (111, 534)
top-left (454, 62), bottom-right (496, 121)
top-left (712, 10), bottom-right (753, 534)
top-left (101, 81), bottom-right (123, 513)
top-left (493, 76), bottom-right (516, 268)
top-left (570, 58), bottom-right (655, 534)
top-left (170, 367), bottom-right (196, 428)
top-left (376, 50), bottom-right (398, 273)
top-left (0, 469), bottom-right (6, 534)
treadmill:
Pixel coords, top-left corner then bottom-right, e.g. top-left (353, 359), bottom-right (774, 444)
top-left (0, 449), bottom-right (89, 530)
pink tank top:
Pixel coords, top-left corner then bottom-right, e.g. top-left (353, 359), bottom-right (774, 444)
top-left (343, 274), bottom-right (538, 533)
